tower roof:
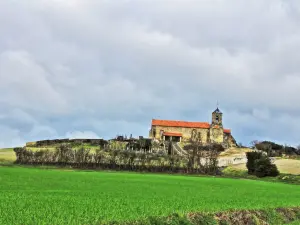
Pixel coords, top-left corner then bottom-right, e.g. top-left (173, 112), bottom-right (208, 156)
top-left (213, 107), bottom-right (222, 114)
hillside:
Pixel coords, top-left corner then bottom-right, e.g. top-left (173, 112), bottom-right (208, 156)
top-left (2, 146), bottom-right (300, 175)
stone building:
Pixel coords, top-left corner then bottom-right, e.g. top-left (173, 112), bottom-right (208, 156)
top-left (149, 107), bottom-right (237, 147)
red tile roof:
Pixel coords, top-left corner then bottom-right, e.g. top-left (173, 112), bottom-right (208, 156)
top-left (152, 119), bottom-right (231, 134)
top-left (152, 119), bottom-right (210, 129)
top-left (224, 129), bottom-right (231, 134)
top-left (163, 132), bottom-right (182, 137)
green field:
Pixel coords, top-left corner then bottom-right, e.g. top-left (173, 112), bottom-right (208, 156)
top-left (1, 167), bottom-right (300, 224)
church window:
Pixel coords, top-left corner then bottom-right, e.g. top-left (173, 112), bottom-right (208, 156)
top-left (153, 129), bottom-right (156, 137)
top-left (160, 130), bottom-right (164, 136)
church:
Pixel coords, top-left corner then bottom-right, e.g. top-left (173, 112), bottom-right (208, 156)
top-left (149, 107), bottom-right (237, 147)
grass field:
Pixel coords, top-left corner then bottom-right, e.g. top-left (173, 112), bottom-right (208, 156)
top-left (1, 167), bottom-right (300, 224)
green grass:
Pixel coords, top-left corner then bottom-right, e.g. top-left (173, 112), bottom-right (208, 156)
top-left (1, 167), bottom-right (300, 224)
top-left (286, 220), bottom-right (300, 224)
top-left (222, 166), bottom-right (300, 185)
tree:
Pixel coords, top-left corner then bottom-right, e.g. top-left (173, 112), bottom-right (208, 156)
top-left (246, 151), bottom-right (279, 177)
top-left (246, 151), bottom-right (263, 175)
top-left (250, 140), bottom-right (259, 149)
top-left (254, 155), bottom-right (279, 177)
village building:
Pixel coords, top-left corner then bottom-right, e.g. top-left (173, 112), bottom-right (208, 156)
top-left (149, 107), bottom-right (237, 148)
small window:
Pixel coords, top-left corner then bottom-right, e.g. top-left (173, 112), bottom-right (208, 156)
top-left (215, 115), bottom-right (219, 121)
top-left (160, 130), bottom-right (164, 136)
top-left (153, 129), bottom-right (156, 137)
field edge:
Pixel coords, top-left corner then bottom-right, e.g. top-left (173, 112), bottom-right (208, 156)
top-left (116, 207), bottom-right (300, 225)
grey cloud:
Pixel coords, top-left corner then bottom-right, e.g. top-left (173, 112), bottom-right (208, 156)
top-left (0, 0), bottom-right (300, 147)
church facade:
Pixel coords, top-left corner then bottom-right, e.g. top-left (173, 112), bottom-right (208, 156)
top-left (149, 108), bottom-right (237, 147)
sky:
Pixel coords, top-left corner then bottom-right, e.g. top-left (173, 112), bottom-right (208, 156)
top-left (1, 0), bottom-right (300, 148)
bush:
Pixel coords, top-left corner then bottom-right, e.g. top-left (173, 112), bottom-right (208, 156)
top-left (246, 151), bottom-right (279, 177)
top-left (254, 156), bottom-right (279, 178)
top-left (222, 167), bottom-right (248, 177)
top-left (246, 151), bottom-right (263, 175)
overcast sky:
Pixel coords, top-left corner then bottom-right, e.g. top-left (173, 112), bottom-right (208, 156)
top-left (1, 0), bottom-right (300, 148)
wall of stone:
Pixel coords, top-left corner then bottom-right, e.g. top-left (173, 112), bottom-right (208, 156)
top-left (228, 134), bottom-right (237, 147)
top-left (150, 126), bottom-right (210, 143)
top-left (209, 128), bottom-right (224, 143)
top-left (150, 125), bottom-right (236, 147)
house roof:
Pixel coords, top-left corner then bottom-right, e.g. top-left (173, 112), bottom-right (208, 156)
top-left (163, 132), bottom-right (182, 137)
top-left (152, 119), bottom-right (210, 129)
top-left (224, 129), bottom-right (231, 134)
top-left (152, 119), bottom-right (231, 134)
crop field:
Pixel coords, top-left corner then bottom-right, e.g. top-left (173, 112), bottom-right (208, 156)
top-left (1, 167), bottom-right (300, 224)
top-left (0, 148), bottom-right (15, 163)
top-left (232, 159), bottom-right (300, 175)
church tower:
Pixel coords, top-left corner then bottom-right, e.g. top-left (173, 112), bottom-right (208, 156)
top-left (209, 107), bottom-right (224, 144)
top-left (211, 107), bottom-right (223, 127)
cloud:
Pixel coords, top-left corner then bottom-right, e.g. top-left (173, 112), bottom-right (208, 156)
top-left (65, 131), bottom-right (100, 140)
top-left (0, 0), bottom-right (300, 147)
top-left (0, 125), bottom-right (25, 148)
top-left (0, 50), bottom-right (68, 114)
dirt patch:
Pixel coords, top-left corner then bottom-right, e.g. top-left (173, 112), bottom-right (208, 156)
top-left (127, 207), bottom-right (300, 225)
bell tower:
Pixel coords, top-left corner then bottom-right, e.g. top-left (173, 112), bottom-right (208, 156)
top-left (211, 107), bottom-right (223, 127)
top-left (210, 104), bottom-right (224, 144)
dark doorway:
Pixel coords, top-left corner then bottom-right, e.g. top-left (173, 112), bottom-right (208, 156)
top-left (164, 136), bottom-right (180, 142)
top-left (171, 136), bottom-right (180, 142)
top-left (165, 136), bottom-right (171, 141)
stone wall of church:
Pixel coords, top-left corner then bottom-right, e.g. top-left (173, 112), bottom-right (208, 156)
top-left (209, 128), bottom-right (224, 143)
top-left (227, 134), bottom-right (237, 147)
top-left (150, 126), bottom-right (210, 143)
top-left (150, 125), bottom-right (236, 147)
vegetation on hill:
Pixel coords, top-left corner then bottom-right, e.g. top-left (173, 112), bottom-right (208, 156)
top-left (13, 143), bottom-right (221, 175)
top-left (252, 140), bottom-right (300, 157)
top-left (1, 167), bottom-right (300, 224)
